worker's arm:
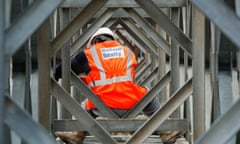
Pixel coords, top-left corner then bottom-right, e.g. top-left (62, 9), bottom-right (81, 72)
top-left (54, 51), bottom-right (90, 81)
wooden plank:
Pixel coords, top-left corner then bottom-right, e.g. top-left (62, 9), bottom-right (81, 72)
top-left (60, 0), bottom-right (188, 8)
top-left (53, 119), bottom-right (189, 132)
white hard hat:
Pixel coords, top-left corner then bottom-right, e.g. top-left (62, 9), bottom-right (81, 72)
top-left (87, 27), bottom-right (114, 47)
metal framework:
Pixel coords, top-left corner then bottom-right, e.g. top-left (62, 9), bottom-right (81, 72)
top-left (1, 0), bottom-right (240, 144)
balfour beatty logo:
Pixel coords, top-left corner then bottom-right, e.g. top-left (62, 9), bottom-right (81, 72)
top-left (101, 46), bottom-right (124, 59)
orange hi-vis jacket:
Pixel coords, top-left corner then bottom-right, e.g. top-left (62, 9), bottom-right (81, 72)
top-left (82, 40), bottom-right (147, 110)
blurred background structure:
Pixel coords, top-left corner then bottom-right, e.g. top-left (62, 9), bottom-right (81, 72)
top-left (0, 0), bottom-right (240, 144)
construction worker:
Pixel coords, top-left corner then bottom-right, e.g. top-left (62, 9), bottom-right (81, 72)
top-left (54, 27), bottom-right (160, 144)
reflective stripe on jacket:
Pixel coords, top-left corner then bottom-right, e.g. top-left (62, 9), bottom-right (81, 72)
top-left (82, 40), bottom-right (147, 110)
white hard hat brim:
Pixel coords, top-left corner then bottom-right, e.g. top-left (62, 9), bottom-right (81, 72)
top-left (87, 27), bottom-right (114, 48)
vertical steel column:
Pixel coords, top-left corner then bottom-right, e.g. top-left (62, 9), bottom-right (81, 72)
top-left (210, 24), bottom-right (221, 122)
top-left (182, 4), bottom-right (193, 143)
top-left (192, 5), bottom-right (206, 140)
top-left (235, 1), bottom-right (240, 143)
top-left (59, 8), bottom-right (71, 119)
top-left (38, 19), bottom-right (52, 130)
top-left (170, 8), bottom-right (181, 118)
top-left (0, 0), bottom-right (5, 143)
top-left (155, 9), bottom-right (168, 104)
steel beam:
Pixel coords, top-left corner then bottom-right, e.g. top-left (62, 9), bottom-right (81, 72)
top-left (53, 119), bottom-right (188, 132)
top-left (52, 0), bottom-right (108, 55)
top-left (135, 0), bottom-right (192, 56)
top-left (38, 19), bottom-right (52, 130)
top-left (192, 0), bottom-right (240, 50)
top-left (59, 8), bottom-right (71, 119)
top-left (0, 0), bottom-right (5, 143)
top-left (71, 72), bottom-right (119, 118)
top-left (192, 5), bottom-right (206, 140)
top-left (70, 8), bottom-right (117, 56)
top-left (195, 99), bottom-right (240, 144)
top-left (51, 78), bottom-right (118, 144)
top-left (123, 71), bottom-right (171, 118)
top-left (5, 0), bottom-right (63, 55)
top-left (140, 67), bottom-right (159, 87)
top-left (170, 8), bottom-right (181, 118)
top-left (60, 0), bottom-right (188, 8)
top-left (121, 19), bottom-right (159, 56)
top-left (126, 79), bottom-right (193, 144)
top-left (124, 8), bottom-right (170, 55)
top-left (5, 97), bottom-right (56, 144)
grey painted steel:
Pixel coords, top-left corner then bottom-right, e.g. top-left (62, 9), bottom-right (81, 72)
top-left (5, 97), bottom-right (56, 144)
top-left (170, 8), bottom-right (181, 118)
top-left (117, 20), bottom-right (155, 81)
top-left (51, 78), bottom-right (118, 144)
top-left (24, 40), bottom-right (32, 114)
top-left (140, 67), bottom-right (159, 87)
top-left (59, 8), bottom-right (71, 119)
top-left (70, 8), bottom-right (117, 56)
top-left (123, 71), bottom-right (171, 118)
top-left (237, 0), bottom-right (240, 16)
top-left (136, 64), bottom-right (155, 84)
top-left (218, 72), bottom-right (233, 114)
top-left (192, 6), bottom-right (206, 140)
top-left (195, 99), bottom-right (240, 144)
top-left (71, 72), bottom-right (119, 118)
top-left (135, 0), bottom-right (192, 56)
top-left (52, 0), bottom-right (108, 55)
top-left (38, 19), bottom-right (52, 130)
top-left (125, 8), bottom-right (170, 55)
top-left (127, 79), bottom-right (193, 144)
top-left (53, 119), bottom-right (189, 132)
top-left (119, 19), bottom-right (158, 56)
top-left (5, 0), bottom-right (63, 55)
top-left (0, 0), bottom-right (5, 143)
top-left (192, 0), bottom-right (240, 50)
top-left (60, 0), bottom-right (188, 8)
top-left (210, 24), bottom-right (221, 121)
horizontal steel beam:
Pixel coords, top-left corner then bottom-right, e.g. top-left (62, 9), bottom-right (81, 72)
top-left (127, 78), bottom-right (193, 144)
top-left (60, 0), bottom-right (188, 8)
top-left (192, 0), bottom-right (240, 49)
top-left (135, 0), bottom-right (192, 56)
top-left (53, 119), bottom-right (189, 132)
top-left (5, 0), bottom-right (63, 55)
top-left (51, 78), bottom-right (118, 144)
top-left (5, 96), bottom-right (56, 144)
